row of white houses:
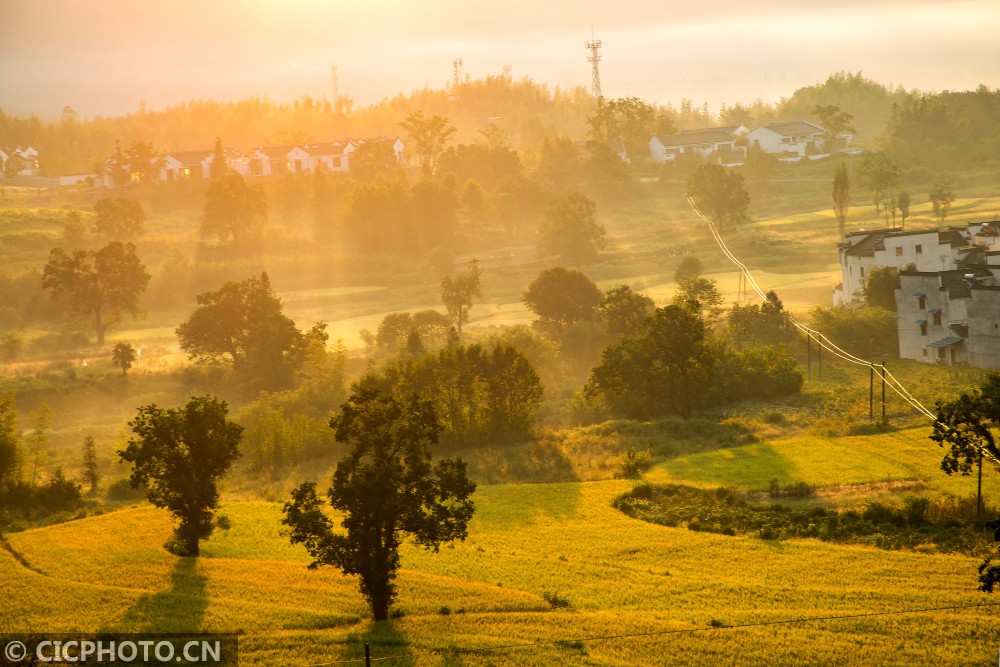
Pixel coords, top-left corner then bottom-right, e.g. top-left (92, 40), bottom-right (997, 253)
top-left (104, 137), bottom-right (405, 187)
top-left (834, 223), bottom-right (1000, 369)
top-left (649, 121), bottom-right (855, 166)
top-left (0, 146), bottom-right (40, 177)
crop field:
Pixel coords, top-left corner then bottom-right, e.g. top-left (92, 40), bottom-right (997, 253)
top-left (3, 466), bottom-right (999, 665)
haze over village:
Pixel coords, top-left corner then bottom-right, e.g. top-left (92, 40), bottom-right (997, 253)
top-left (2, 1), bottom-right (1000, 665)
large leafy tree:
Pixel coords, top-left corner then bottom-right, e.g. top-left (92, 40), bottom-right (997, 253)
top-left (42, 242), bottom-right (150, 345)
top-left (858, 151), bottom-right (901, 221)
top-left (598, 285), bottom-right (655, 340)
top-left (587, 304), bottom-right (712, 420)
top-left (537, 192), bottom-right (606, 266)
top-left (93, 197), bottom-right (146, 241)
top-left (200, 173), bottom-right (268, 247)
top-left (440, 259), bottom-right (481, 336)
top-left (176, 273), bottom-right (304, 391)
top-left (812, 104), bottom-right (855, 151)
top-left (930, 374), bottom-right (1000, 591)
top-left (399, 111), bottom-right (456, 176)
top-left (282, 388), bottom-right (476, 620)
top-left (349, 141), bottom-right (399, 183)
top-left (686, 164), bottom-right (750, 231)
top-left (119, 396), bottom-right (242, 556)
top-left (523, 267), bottom-right (603, 340)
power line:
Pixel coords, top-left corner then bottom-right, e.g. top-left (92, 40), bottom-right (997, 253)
top-left (300, 599), bottom-right (1000, 665)
top-left (686, 198), bottom-right (940, 420)
top-left (686, 198), bottom-right (1000, 464)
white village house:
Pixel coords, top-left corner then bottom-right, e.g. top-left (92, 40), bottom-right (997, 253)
top-left (0, 146), bottom-right (39, 177)
top-left (648, 126), bottom-right (747, 165)
top-left (745, 121), bottom-right (828, 160)
top-left (834, 222), bottom-right (1000, 368)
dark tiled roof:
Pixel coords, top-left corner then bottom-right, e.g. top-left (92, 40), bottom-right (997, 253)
top-left (763, 121), bottom-right (824, 136)
top-left (843, 230), bottom-right (893, 257)
top-left (654, 128), bottom-right (736, 147)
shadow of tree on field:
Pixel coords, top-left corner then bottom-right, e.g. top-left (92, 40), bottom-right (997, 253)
top-left (341, 620), bottom-right (411, 666)
top-left (114, 557), bottom-right (208, 633)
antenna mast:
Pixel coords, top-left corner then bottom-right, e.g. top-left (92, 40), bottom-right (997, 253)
top-left (452, 58), bottom-right (463, 92)
top-left (584, 34), bottom-right (602, 98)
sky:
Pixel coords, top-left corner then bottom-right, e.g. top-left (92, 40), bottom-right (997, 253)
top-left (1, 0), bottom-right (999, 119)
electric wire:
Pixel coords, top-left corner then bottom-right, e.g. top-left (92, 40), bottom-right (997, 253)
top-left (686, 197), bottom-right (940, 420)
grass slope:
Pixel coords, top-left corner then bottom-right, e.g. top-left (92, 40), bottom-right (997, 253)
top-left (3, 480), bottom-right (997, 665)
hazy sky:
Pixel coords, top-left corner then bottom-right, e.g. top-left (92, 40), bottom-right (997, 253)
top-left (2, 0), bottom-right (999, 119)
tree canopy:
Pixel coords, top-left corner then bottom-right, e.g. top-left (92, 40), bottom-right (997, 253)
top-left (440, 259), bottom-right (481, 336)
top-left (686, 164), bottom-right (750, 231)
top-left (200, 173), bottom-right (268, 247)
top-left (119, 395), bottom-right (242, 556)
top-left (523, 267), bottom-right (603, 339)
top-left (537, 192), bottom-right (605, 266)
top-left (399, 111), bottom-right (456, 175)
top-left (282, 387), bottom-right (475, 620)
top-left (176, 273), bottom-right (306, 392)
top-left (93, 197), bottom-right (146, 241)
top-left (42, 242), bottom-right (150, 345)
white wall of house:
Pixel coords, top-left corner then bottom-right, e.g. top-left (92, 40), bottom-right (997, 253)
top-left (895, 273), bottom-right (958, 364)
top-left (746, 124), bottom-right (825, 157)
top-left (968, 287), bottom-right (1000, 368)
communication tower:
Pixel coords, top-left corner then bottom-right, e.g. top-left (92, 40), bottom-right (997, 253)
top-left (453, 58), bottom-right (463, 91)
top-left (584, 36), bottom-right (602, 98)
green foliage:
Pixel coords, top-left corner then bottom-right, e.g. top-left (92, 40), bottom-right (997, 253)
top-left (808, 304), bottom-right (898, 359)
top-left (0, 391), bottom-right (20, 488)
top-left (929, 182), bottom-right (956, 224)
top-left (238, 340), bottom-right (349, 472)
top-left (41, 242), bottom-right (151, 345)
top-left (410, 178), bottom-right (458, 248)
top-left (857, 151), bottom-right (901, 221)
top-left (342, 180), bottom-right (414, 256)
top-left (399, 111), bottom-right (456, 175)
top-left (587, 305), bottom-right (712, 420)
top-left (523, 267), bottom-right (602, 340)
top-left (537, 192), bottom-right (605, 266)
top-left (176, 272), bottom-right (308, 393)
top-left (200, 173), bottom-right (268, 247)
top-left (685, 163), bottom-right (750, 231)
top-left (811, 104), bottom-right (855, 149)
top-left (80, 435), bottom-right (99, 494)
top-left (282, 388), bottom-right (475, 620)
top-left (372, 342), bottom-right (544, 446)
top-left (93, 197), bottom-right (146, 241)
top-left (437, 143), bottom-right (522, 191)
top-left (440, 259), bottom-right (480, 336)
top-left (118, 395), bottom-right (242, 556)
top-left (598, 285), bottom-right (655, 340)
top-left (348, 141), bottom-right (400, 183)
top-left (832, 161), bottom-right (850, 239)
top-left (614, 484), bottom-right (991, 553)
top-left (542, 590), bottom-right (571, 609)
top-left (727, 291), bottom-right (796, 348)
top-left (616, 447), bottom-right (653, 479)
top-left (111, 341), bottom-right (137, 376)
top-left (862, 266), bottom-right (899, 312)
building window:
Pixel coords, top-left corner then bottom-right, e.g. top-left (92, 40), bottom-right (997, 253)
top-left (849, 266), bottom-right (853, 276)
top-left (916, 245), bottom-right (923, 254)
top-left (922, 349), bottom-right (928, 357)
top-left (895, 247), bottom-right (903, 256)
top-left (920, 322), bottom-right (928, 336)
top-left (918, 296), bottom-right (926, 310)
top-left (860, 267), bottom-right (865, 279)
top-left (933, 312), bottom-right (941, 326)
top-left (938, 348), bottom-right (947, 361)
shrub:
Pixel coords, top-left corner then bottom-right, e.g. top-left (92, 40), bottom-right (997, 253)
top-left (542, 590), bottom-right (571, 609)
top-left (615, 447), bottom-right (653, 479)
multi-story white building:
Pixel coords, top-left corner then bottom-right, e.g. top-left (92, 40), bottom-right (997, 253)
top-left (833, 227), bottom-right (981, 305)
top-left (834, 221), bottom-right (1000, 368)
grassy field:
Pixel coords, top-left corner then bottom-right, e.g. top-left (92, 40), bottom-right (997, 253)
top-left (3, 476), bottom-right (998, 665)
